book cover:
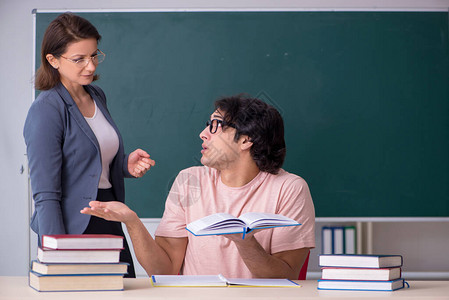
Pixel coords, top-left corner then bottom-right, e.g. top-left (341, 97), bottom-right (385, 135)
top-left (321, 226), bottom-right (333, 255)
top-left (185, 212), bottom-right (301, 236)
top-left (42, 234), bottom-right (123, 250)
top-left (317, 278), bottom-right (405, 291)
top-left (31, 260), bottom-right (128, 275)
top-left (29, 270), bottom-right (124, 292)
top-left (332, 227), bottom-right (344, 255)
top-left (319, 254), bottom-right (403, 268)
top-left (321, 267), bottom-right (402, 281)
top-left (37, 247), bottom-right (121, 264)
top-left (344, 226), bottom-right (357, 254)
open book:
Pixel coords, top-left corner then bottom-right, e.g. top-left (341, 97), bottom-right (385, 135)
top-left (150, 275), bottom-right (300, 287)
top-left (185, 212), bottom-right (301, 236)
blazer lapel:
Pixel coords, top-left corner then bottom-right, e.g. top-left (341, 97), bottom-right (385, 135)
top-left (55, 83), bottom-right (100, 151)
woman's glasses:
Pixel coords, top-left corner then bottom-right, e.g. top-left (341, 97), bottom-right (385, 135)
top-left (60, 49), bottom-right (105, 68)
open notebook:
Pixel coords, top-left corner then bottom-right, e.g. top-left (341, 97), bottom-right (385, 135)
top-left (150, 275), bottom-right (300, 287)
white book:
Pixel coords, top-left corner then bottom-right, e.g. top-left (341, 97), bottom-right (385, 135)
top-left (185, 212), bottom-right (301, 236)
top-left (37, 247), bottom-right (121, 264)
top-left (344, 226), bottom-right (356, 254)
top-left (319, 254), bottom-right (403, 268)
top-left (333, 227), bottom-right (344, 254)
top-left (321, 227), bottom-right (333, 254)
top-left (227, 278), bottom-right (299, 287)
top-left (317, 278), bottom-right (405, 291)
top-left (42, 234), bottom-right (123, 250)
top-left (151, 275), bottom-right (227, 287)
top-left (31, 260), bottom-right (128, 275)
top-left (150, 275), bottom-right (299, 287)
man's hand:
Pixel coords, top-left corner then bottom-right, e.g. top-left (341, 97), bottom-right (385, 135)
top-left (224, 230), bottom-right (309, 279)
top-left (80, 201), bottom-right (138, 225)
top-left (82, 201), bottom-right (188, 277)
top-left (223, 230), bottom-right (256, 243)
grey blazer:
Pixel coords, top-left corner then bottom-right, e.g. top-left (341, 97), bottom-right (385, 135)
top-left (24, 82), bottom-right (133, 236)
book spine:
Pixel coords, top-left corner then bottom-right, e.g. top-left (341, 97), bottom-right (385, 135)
top-left (344, 226), bottom-right (356, 254)
top-left (321, 226), bottom-right (333, 255)
top-left (322, 226), bottom-right (357, 255)
top-left (333, 227), bottom-right (344, 255)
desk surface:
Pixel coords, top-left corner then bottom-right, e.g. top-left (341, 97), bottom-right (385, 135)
top-left (1, 277), bottom-right (448, 300)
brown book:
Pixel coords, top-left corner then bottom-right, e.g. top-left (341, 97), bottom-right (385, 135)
top-left (29, 271), bottom-right (124, 292)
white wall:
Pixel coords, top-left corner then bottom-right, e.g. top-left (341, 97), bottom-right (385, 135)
top-left (131, 220), bottom-right (449, 279)
top-left (1, 0), bottom-right (448, 276)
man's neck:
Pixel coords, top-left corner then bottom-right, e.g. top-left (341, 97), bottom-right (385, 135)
top-left (220, 160), bottom-right (260, 188)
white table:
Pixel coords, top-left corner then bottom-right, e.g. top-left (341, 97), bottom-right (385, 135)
top-left (1, 277), bottom-right (448, 299)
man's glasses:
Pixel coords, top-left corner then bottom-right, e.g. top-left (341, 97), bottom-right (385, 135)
top-left (60, 49), bottom-right (105, 68)
top-left (206, 119), bottom-right (236, 134)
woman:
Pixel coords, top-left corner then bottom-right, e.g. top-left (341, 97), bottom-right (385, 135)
top-left (23, 13), bottom-right (154, 277)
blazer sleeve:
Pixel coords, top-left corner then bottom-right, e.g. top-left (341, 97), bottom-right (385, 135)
top-left (123, 154), bottom-right (134, 178)
top-left (24, 98), bottom-right (66, 235)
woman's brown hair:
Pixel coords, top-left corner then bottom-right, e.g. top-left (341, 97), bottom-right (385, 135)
top-left (35, 13), bottom-right (102, 90)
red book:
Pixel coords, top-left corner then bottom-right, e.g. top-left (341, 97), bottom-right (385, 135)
top-left (321, 267), bottom-right (402, 281)
top-left (42, 234), bottom-right (123, 250)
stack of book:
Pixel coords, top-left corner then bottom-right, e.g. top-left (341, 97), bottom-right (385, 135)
top-left (29, 234), bottom-right (127, 292)
top-left (322, 226), bottom-right (356, 255)
top-left (317, 254), bottom-right (406, 291)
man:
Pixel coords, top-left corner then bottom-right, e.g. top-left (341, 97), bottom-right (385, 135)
top-left (81, 95), bottom-right (315, 279)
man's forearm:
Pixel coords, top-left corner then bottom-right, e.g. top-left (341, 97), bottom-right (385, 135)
top-left (233, 235), bottom-right (298, 279)
top-left (124, 218), bottom-right (174, 276)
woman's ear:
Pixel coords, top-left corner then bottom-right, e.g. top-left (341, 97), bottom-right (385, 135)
top-left (46, 54), bottom-right (59, 69)
top-left (240, 135), bottom-right (253, 151)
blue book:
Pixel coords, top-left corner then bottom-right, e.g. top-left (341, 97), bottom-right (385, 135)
top-left (317, 278), bottom-right (405, 291)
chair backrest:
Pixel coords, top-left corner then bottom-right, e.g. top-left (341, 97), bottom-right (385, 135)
top-left (298, 250), bottom-right (310, 280)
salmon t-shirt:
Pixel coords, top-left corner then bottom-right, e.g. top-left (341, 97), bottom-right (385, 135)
top-left (155, 166), bottom-right (315, 278)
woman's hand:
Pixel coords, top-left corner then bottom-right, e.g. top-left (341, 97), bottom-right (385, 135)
top-left (80, 201), bottom-right (138, 225)
top-left (128, 148), bottom-right (155, 177)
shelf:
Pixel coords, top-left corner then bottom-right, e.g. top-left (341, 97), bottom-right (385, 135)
top-left (316, 217), bottom-right (449, 222)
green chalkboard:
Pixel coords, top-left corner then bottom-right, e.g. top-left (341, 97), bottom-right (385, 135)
top-left (35, 11), bottom-right (449, 217)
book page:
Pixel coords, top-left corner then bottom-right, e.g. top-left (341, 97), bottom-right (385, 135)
top-left (151, 275), bottom-right (227, 287)
top-left (187, 213), bottom-right (245, 233)
top-left (227, 278), bottom-right (300, 287)
top-left (239, 212), bottom-right (298, 229)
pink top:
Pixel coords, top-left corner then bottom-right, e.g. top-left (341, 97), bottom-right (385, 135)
top-left (155, 166), bottom-right (316, 278)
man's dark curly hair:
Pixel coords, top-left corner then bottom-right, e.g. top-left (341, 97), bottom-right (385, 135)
top-left (214, 94), bottom-right (286, 174)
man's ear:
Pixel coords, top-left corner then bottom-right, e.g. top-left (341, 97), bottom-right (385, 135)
top-left (46, 54), bottom-right (59, 69)
top-left (240, 135), bottom-right (253, 151)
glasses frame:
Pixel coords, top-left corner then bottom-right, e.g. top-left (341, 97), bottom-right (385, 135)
top-left (60, 49), bottom-right (105, 68)
top-left (206, 119), bottom-right (236, 134)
